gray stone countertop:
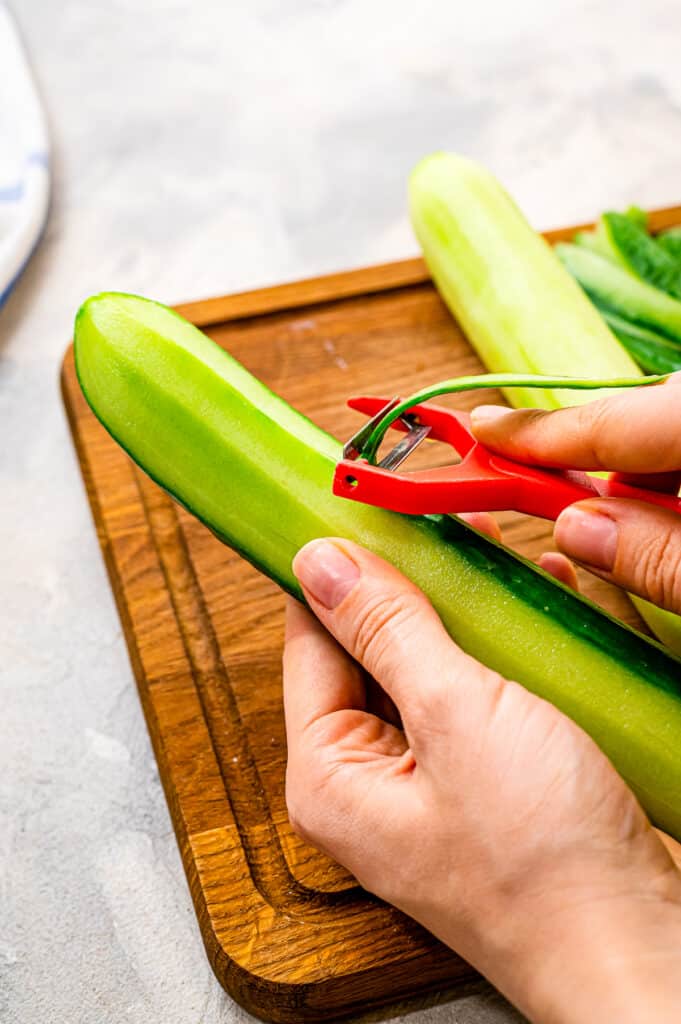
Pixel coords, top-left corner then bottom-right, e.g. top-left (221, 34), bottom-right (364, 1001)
top-left (3, 1), bottom-right (681, 1021)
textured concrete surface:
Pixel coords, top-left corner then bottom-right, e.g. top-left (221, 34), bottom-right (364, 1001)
top-left (3, 1), bottom-right (681, 1021)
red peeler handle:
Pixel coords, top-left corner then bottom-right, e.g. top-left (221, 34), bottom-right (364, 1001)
top-left (334, 397), bottom-right (681, 521)
top-left (593, 475), bottom-right (681, 514)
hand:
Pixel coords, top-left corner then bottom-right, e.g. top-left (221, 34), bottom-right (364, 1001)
top-left (283, 538), bottom-right (681, 1024)
top-left (471, 371), bottom-right (681, 613)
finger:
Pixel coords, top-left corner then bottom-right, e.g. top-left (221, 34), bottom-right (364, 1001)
top-left (611, 470), bottom-right (681, 495)
top-left (538, 552), bottom-right (580, 592)
top-left (470, 372), bottom-right (681, 473)
top-left (291, 539), bottom-right (500, 743)
top-left (655, 829), bottom-right (681, 872)
top-left (458, 511), bottom-right (503, 541)
top-left (284, 598), bottom-right (405, 748)
top-left (283, 597), bottom-right (366, 736)
top-left (553, 499), bottom-right (681, 612)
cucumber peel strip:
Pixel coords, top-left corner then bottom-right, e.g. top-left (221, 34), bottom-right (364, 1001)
top-left (361, 372), bottom-right (667, 463)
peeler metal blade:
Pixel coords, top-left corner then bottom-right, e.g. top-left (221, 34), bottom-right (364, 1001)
top-left (378, 423), bottom-right (431, 470)
top-left (342, 396), bottom-right (401, 460)
top-left (342, 395), bottom-right (433, 467)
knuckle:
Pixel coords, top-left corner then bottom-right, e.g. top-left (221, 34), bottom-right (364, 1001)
top-left (286, 752), bottom-right (344, 847)
top-left (575, 400), bottom-right (613, 468)
top-left (287, 808), bottom-right (314, 844)
top-left (634, 523), bottom-right (681, 610)
top-left (348, 586), bottom-right (424, 678)
top-left (510, 409), bottom-right (548, 458)
top-left (285, 775), bottom-right (320, 844)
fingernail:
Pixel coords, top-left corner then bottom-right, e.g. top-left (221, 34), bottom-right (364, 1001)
top-left (470, 405), bottom-right (512, 431)
top-left (292, 540), bottom-right (360, 610)
top-left (555, 506), bottom-right (618, 572)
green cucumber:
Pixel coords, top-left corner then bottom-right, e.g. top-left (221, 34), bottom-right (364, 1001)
top-left (75, 292), bottom-right (681, 839)
top-left (556, 243), bottom-right (681, 343)
top-left (573, 229), bottom-right (615, 261)
top-left (598, 309), bottom-right (681, 375)
top-left (598, 212), bottom-right (681, 298)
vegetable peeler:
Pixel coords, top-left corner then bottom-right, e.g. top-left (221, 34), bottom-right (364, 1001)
top-left (333, 396), bottom-right (681, 521)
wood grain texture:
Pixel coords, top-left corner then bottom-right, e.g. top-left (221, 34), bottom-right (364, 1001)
top-left (61, 205), bottom-right (681, 1022)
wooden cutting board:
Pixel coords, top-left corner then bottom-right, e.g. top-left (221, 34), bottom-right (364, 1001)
top-left (61, 206), bottom-right (681, 1023)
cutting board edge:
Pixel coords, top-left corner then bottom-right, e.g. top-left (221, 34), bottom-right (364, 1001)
top-left (60, 346), bottom-right (475, 1023)
top-left (168, 202), bottom-right (681, 328)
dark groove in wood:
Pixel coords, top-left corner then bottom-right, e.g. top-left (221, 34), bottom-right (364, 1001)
top-left (135, 466), bottom-right (367, 913)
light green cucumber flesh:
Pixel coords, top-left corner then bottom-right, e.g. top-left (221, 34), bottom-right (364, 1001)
top-left (408, 154), bottom-right (640, 412)
top-left (75, 292), bottom-right (681, 839)
top-left (557, 243), bottom-right (681, 343)
top-left (574, 229), bottom-right (615, 261)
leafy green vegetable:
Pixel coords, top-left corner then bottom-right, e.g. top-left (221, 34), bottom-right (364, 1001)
top-left (598, 212), bottom-right (681, 298)
top-left (657, 227), bottom-right (681, 264)
top-left (624, 205), bottom-right (648, 229)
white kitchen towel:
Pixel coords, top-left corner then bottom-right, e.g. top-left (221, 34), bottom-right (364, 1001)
top-left (0, 3), bottom-right (50, 311)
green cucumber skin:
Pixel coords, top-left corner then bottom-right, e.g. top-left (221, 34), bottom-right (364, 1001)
top-left (597, 309), bottom-right (681, 374)
top-left (75, 292), bottom-right (681, 839)
top-left (611, 328), bottom-right (681, 374)
top-left (557, 243), bottom-right (681, 343)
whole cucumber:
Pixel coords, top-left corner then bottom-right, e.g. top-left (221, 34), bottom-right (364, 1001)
top-left (75, 292), bottom-right (681, 838)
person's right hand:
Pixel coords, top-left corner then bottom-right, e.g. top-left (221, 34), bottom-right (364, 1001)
top-left (471, 371), bottom-right (681, 613)
top-left (284, 537), bottom-right (681, 1024)
top-left (282, 372), bottom-right (681, 1024)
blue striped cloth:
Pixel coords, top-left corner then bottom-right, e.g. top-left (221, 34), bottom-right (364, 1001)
top-left (0, 3), bottom-right (50, 311)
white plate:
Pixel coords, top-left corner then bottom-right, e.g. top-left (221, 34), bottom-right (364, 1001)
top-left (0, 3), bottom-right (50, 310)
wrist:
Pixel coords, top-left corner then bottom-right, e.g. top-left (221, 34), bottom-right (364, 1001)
top-left (485, 864), bottom-right (681, 1023)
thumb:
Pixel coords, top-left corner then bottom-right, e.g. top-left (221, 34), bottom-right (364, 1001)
top-left (291, 538), bottom-right (499, 745)
top-left (554, 499), bottom-right (681, 613)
